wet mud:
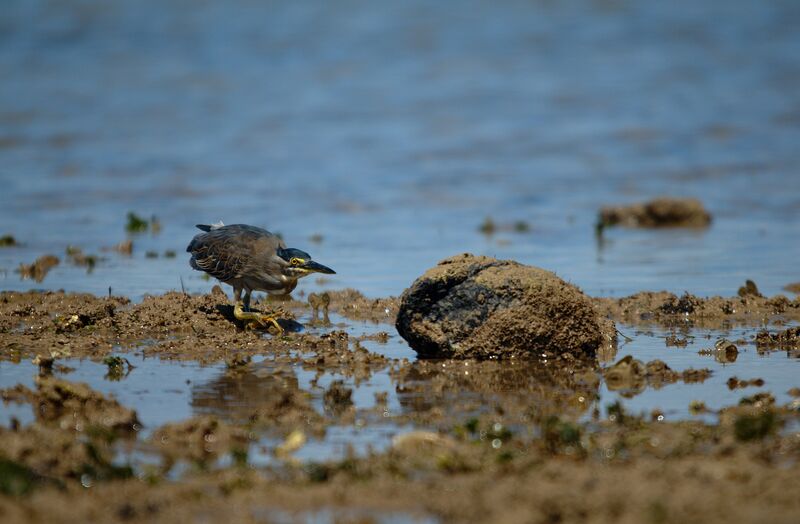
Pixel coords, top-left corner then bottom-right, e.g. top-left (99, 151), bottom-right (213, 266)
top-left (0, 288), bottom-right (799, 523)
top-left (593, 288), bottom-right (800, 329)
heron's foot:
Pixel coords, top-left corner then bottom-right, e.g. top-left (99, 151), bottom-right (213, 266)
top-left (233, 302), bottom-right (284, 335)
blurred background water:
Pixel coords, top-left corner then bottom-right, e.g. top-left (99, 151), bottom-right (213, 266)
top-left (1, 0), bottom-right (799, 300)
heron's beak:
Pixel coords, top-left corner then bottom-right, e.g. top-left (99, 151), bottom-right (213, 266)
top-left (301, 260), bottom-right (336, 275)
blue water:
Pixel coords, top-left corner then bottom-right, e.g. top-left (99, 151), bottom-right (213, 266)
top-left (0, 0), bottom-right (798, 300)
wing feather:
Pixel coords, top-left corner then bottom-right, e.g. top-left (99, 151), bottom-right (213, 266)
top-left (187, 224), bottom-right (284, 284)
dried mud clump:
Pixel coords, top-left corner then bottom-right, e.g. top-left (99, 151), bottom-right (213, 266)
top-left (598, 197), bottom-right (712, 229)
top-left (396, 254), bottom-right (614, 359)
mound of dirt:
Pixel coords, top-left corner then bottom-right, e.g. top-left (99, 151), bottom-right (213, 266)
top-left (598, 197), bottom-right (712, 229)
top-left (395, 254), bottom-right (615, 359)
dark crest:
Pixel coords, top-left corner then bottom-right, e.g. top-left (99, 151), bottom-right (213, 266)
top-left (277, 247), bottom-right (311, 261)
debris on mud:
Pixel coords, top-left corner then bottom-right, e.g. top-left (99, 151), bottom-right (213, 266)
top-left (597, 197), bottom-right (712, 230)
top-left (396, 254), bottom-right (615, 359)
top-left (756, 326), bottom-right (800, 350)
top-left (15, 255), bottom-right (59, 282)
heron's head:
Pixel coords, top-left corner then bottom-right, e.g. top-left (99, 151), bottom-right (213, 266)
top-left (277, 247), bottom-right (336, 278)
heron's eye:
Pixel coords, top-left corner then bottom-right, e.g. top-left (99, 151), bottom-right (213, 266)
top-left (290, 257), bottom-right (304, 266)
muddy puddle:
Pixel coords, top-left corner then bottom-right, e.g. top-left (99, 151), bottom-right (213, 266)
top-left (0, 309), bottom-right (413, 467)
top-left (2, 291), bottom-right (798, 449)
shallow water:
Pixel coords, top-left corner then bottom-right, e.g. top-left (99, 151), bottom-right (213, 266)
top-left (600, 324), bottom-right (800, 422)
top-left (1, 0), bottom-right (799, 300)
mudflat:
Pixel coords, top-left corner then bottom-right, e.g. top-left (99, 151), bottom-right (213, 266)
top-left (1, 288), bottom-right (798, 523)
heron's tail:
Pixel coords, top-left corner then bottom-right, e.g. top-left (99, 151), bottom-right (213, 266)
top-left (195, 220), bottom-right (225, 232)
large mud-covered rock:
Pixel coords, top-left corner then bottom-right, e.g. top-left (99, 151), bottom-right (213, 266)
top-left (396, 254), bottom-right (613, 359)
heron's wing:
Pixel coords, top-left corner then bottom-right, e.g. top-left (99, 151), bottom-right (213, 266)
top-left (187, 225), bottom-right (284, 282)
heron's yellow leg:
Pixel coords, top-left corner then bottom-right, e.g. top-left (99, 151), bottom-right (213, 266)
top-left (233, 302), bottom-right (284, 335)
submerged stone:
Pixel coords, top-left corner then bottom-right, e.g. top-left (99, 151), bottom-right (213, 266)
top-left (395, 254), bottom-right (614, 359)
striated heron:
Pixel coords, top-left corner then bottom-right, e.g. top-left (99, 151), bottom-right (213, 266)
top-left (187, 223), bottom-right (335, 332)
